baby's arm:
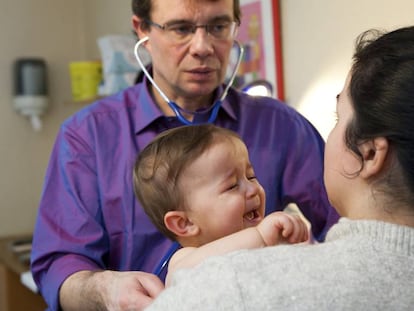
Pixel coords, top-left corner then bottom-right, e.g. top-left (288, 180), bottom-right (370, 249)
top-left (166, 211), bottom-right (308, 286)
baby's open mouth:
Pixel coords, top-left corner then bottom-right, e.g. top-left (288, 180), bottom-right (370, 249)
top-left (244, 209), bottom-right (259, 221)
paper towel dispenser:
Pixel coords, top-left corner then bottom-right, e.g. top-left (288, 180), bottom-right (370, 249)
top-left (13, 58), bottom-right (49, 131)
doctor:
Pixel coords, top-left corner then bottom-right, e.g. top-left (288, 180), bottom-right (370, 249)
top-left (31, 0), bottom-right (338, 310)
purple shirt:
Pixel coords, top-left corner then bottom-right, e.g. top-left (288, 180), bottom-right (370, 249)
top-left (31, 80), bottom-right (339, 310)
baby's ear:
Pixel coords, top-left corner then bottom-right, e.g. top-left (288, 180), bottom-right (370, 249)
top-left (359, 137), bottom-right (389, 178)
top-left (164, 211), bottom-right (199, 237)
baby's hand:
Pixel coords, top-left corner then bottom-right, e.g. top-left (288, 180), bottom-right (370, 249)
top-left (257, 211), bottom-right (309, 246)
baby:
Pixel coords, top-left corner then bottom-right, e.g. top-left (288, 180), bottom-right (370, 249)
top-left (133, 124), bottom-right (309, 285)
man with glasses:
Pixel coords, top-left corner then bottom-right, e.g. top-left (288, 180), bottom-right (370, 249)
top-left (31, 1), bottom-right (339, 310)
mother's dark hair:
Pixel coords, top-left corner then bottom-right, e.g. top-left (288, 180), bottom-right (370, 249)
top-left (346, 26), bottom-right (414, 203)
top-left (132, 0), bottom-right (241, 31)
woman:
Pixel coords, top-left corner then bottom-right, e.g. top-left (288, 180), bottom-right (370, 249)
top-left (145, 26), bottom-right (414, 310)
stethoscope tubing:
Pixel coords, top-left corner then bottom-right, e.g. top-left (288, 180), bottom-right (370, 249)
top-left (134, 36), bottom-right (244, 125)
top-left (152, 242), bottom-right (181, 277)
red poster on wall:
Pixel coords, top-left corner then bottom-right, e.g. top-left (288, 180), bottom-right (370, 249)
top-left (233, 0), bottom-right (284, 100)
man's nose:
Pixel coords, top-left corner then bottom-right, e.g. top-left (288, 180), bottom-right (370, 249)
top-left (189, 28), bottom-right (214, 57)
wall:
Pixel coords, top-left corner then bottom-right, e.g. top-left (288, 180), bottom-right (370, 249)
top-left (0, 0), bottom-right (413, 237)
top-left (281, 0), bottom-right (414, 140)
top-left (0, 0), bottom-right (133, 237)
top-left (0, 0), bottom-right (83, 236)
top-left (82, 0), bottom-right (133, 59)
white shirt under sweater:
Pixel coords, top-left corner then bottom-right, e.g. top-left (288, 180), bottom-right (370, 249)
top-left (146, 218), bottom-right (414, 311)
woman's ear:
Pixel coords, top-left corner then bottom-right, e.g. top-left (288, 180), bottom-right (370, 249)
top-left (359, 137), bottom-right (389, 178)
top-left (164, 211), bottom-right (200, 237)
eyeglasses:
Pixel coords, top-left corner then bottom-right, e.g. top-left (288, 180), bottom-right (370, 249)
top-left (146, 20), bottom-right (238, 44)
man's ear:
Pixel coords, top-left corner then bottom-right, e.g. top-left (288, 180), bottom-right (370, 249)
top-left (359, 137), bottom-right (389, 178)
top-left (132, 15), bottom-right (149, 42)
top-left (164, 211), bottom-right (200, 237)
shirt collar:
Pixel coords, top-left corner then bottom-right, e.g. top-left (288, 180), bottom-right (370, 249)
top-left (132, 75), bottom-right (164, 134)
top-left (132, 75), bottom-right (238, 134)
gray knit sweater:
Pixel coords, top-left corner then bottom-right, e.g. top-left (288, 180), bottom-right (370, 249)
top-left (146, 218), bottom-right (414, 310)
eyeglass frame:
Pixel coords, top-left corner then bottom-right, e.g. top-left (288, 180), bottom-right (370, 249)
top-left (145, 19), bottom-right (239, 43)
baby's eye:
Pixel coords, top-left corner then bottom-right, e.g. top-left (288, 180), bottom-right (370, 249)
top-left (247, 175), bottom-right (257, 181)
top-left (226, 183), bottom-right (238, 191)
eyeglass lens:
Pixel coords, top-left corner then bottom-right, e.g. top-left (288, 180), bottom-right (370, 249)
top-left (154, 21), bottom-right (237, 43)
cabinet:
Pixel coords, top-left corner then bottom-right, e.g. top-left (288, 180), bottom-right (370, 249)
top-left (0, 235), bottom-right (47, 311)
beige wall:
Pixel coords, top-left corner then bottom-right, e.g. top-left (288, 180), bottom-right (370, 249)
top-left (0, 0), bottom-right (413, 236)
top-left (83, 0), bottom-right (132, 59)
top-left (0, 0), bottom-right (82, 236)
top-left (0, 0), bottom-right (131, 236)
top-left (281, 0), bottom-right (414, 139)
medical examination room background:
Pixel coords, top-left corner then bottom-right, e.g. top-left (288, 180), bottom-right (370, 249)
top-left (0, 0), bottom-right (413, 237)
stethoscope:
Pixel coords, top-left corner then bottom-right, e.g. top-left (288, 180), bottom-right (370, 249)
top-left (136, 36), bottom-right (244, 277)
top-left (152, 241), bottom-right (181, 277)
top-left (134, 36), bottom-right (244, 125)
